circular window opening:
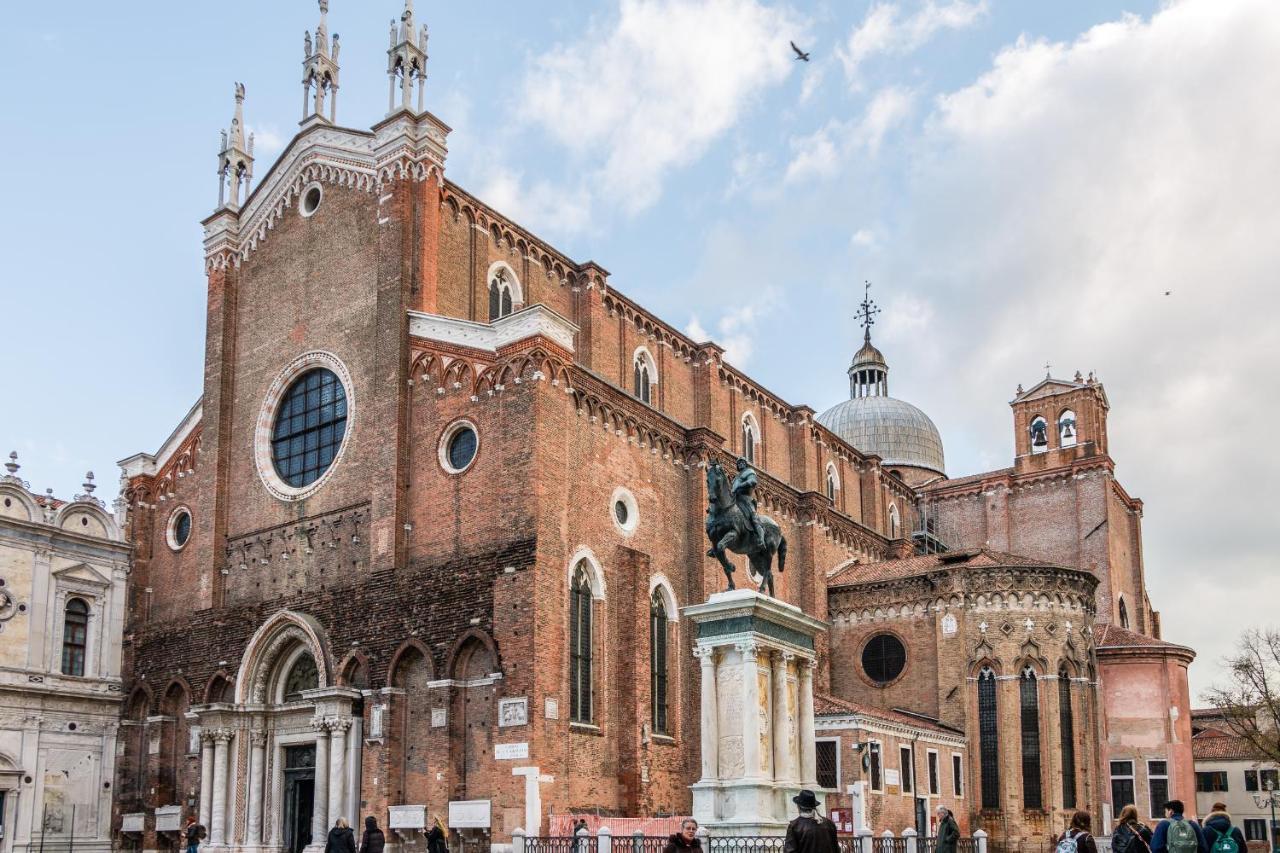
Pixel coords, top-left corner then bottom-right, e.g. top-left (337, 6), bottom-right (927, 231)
top-left (614, 500), bottom-right (629, 526)
top-left (610, 487), bottom-right (639, 535)
top-left (68, 722), bottom-right (77, 731)
top-left (300, 183), bottom-right (323, 217)
top-left (272, 367), bottom-right (348, 488)
top-left (439, 422), bottom-right (478, 474)
top-left (4, 497), bottom-right (10, 507)
top-left (168, 508), bottom-right (193, 550)
top-left (81, 516), bottom-right (89, 526)
top-left (862, 633), bottom-right (906, 685)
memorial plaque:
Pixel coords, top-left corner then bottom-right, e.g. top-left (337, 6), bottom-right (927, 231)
top-left (494, 742), bottom-right (529, 760)
top-left (499, 697), bottom-right (528, 727)
top-left (431, 707), bottom-right (447, 728)
top-left (449, 799), bottom-right (491, 829)
top-left (156, 806), bottom-right (183, 832)
top-left (389, 805), bottom-right (426, 830)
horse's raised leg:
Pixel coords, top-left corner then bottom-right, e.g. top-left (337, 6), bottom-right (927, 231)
top-left (715, 530), bottom-right (740, 589)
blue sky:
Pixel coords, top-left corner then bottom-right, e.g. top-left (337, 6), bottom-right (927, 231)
top-left (3, 0), bottom-right (1277, 696)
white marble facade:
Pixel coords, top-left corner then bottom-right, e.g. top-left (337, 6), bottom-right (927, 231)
top-left (683, 589), bottom-right (826, 835)
top-left (0, 459), bottom-right (130, 853)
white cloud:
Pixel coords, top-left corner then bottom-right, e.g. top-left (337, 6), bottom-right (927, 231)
top-left (519, 0), bottom-right (806, 215)
top-left (686, 288), bottom-right (780, 367)
top-left (246, 124), bottom-right (285, 155)
top-left (851, 228), bottom-right (878, 248)
top-left (838, 1), bottom-right (988, 86)
top-left (475, 167), bottom-right (593, 237)
top-left (784, 87), bottom-right (914, 182)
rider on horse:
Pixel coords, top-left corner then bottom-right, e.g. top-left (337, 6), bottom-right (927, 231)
top-left (731, 458), bottom-right (766, 549)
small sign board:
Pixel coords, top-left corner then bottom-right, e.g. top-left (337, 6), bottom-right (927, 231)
top-left (494, 742), bottom-right (529, 760)
top-left (884, 769), bottom-right (900, 786)
top-left (155, 806), bottom-right (183, 832)
top-left (122, 814), bottom-right (145, 833)
top-left (389, 805), bottom-right (427, 830)
top-left (449, 800), bottom-right (491, 829)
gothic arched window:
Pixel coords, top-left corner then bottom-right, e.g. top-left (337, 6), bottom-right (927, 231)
top-left (978, 666), bottom-right (1000, 809)
top-left (826, 467), bottom-right (838, 503)
top-left (1030, 416), bottom-right (1049, 453)
top-left (889, 503), bottom-right (901, 539)
top-left (741, 414), bottom-right (758, 464)
top-left (488, 268), bottom-right (517, 321)
top-left (1059, 665), bottom-right (1077, 808)
top-left (650, 590), bottom-right (669, 735)
top-left (633, 348), bottom-right (657, 405)
top-left (61, 598), bottom-right (89, 676)
top-left (1119, 597), bottom-right (1130, 629)
top-left (283, 653), bottom-right (318, 703)
top-left (1020, 666), bottom-right (1043, 809)
top-left (1058, 410), bottom-right (1077, 448)
top-left (569, 563), bottom-right (594, 724)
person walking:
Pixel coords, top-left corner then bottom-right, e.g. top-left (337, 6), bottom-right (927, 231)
top-left (1055, 811), bottom-right (1098, 853)
top-left (359, 817), bottom-right (386, 853)
top-left (663, 818), bottom-right (702, 853)
top-left (184, 814), bottom-right (206, 853)
top-left (784, 790), bottom-right (839, 853)
top-left (935, 807), bottom-right (960, 853)
top-left (427, 815), bottom-right (449, 853)
top-left (325, 818), bottom-right (357, 853)
top-left (1113, 805), bottom-right (1154, 853)
top-left (1153, 800), bottom-right (1208, 853)
top-left (1203, 803), bottom-right (1247, 853)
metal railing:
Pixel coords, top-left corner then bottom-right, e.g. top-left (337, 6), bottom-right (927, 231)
top-left (516, 829), bottom-right (990, 853)
top-left (525, 836), bottom-right (599, 853)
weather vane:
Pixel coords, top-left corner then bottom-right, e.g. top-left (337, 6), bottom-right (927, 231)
top-left (854, 281), bottom-right (881, 342)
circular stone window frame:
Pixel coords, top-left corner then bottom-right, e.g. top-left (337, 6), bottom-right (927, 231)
top-left (610, 486), bottom-right (639, 536)
top-left (254, 351), bottom-right (356, 502)
top-left (299, 181), bottom-right (324, 218)
top-left (437, 418), bottom-right (480, 475)
top-left (857, 630), bottom-right (909, 688)
top-left (166, 505), bottom-right (194, 552)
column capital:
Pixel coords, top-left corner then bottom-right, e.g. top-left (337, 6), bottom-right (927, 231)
top-left (692, 645), bottom-right (717, 663)
top-left (211, 727), bottom-right (235, 743)
top-left (310, 716), bottom-right (331, 734)
top-left (250, 730), bottom-right (269, 747)
top-left (734, 640), bottom-right (759, 660)
top-left (327, 716), bottom-right (353, 734)
top-left (781, 651), bottom-right (797, 663)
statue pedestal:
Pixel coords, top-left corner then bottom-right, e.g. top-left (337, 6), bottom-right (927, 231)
top-left (682, 589), bottom-right (828, 835)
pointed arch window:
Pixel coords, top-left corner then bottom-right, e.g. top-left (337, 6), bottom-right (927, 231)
top-left (1058, 410), bottom-right (1077, 448)
top-left (488, 269), bottom-right (516, 321)
top-left (889, 503), bottom-right (901, 539)
top-left (633, 348), bottom-right (657, 405)
top-left (61, 598), bottom-right (89, 676)
top-left (741, 414), bottom-right (758, 464)
top-left (1059, 666), bottom-right (1077, 808)
top-left (978, 666), bottom-right (1000, 809)
top-left (1020, 666), bottom-right (1043, 809)
top-left (1119, 597), bottom-right (1130, 629)
top-left (826, 469), bottom-right (837, 503)
top-left (569, 563), bottom-right (594, 724)
top-left (650, 590), bottom-right (669, 735)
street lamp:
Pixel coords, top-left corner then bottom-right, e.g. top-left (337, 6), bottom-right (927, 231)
top-left (1251, 778), bottom-right (1280, 853)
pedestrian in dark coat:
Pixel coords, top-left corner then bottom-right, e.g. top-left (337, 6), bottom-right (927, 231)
top-left (427, 816), bottom-right (449, 853)
top-left (1203, 804), bottom-right (1247, 853)
top-left (359, 817), bottom-right (386, 853)
top-left (1113, 805), bottom-right (1154, 853)
top-left (784, 790), bottom-right (839, 853)
top-left (664, 819), bottom-right (702, 853)
top-left (935, 807), bottom-right (961, 853)
top-left (1056, 811), bottom-right (1098, 853)
top-left (325, 819), bottom-right (357, 853)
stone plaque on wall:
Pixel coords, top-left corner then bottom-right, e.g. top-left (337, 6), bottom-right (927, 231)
top-left (498, 697), bottom-right (528, 727)
top-left (389, 805), bottom-right (426, 830)
top-left (431, 707), bottom-right (447, 728)
top-left (156, 806), bottom-right (183, 832)
top-left (942, 613), bottom-right (958, 636)
top-left (188, 725), bottom-right (202, 755)
top-left (494, 742), bottom-right (529, 760)
top-left (369, 704), bottom-right (385, 738)
top-left (449, 799), bottom-right (491, 829)
top-left (544, 697), bottom-right (559, 720)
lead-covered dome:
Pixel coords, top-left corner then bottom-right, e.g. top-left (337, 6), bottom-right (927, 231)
top-left (816, 317), bottom-right (945, 478)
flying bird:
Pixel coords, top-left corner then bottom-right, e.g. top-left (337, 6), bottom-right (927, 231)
top-left (790, 41), bottom-right (810, 62)
top-left (1164, 290), bottom-right (1172, 296)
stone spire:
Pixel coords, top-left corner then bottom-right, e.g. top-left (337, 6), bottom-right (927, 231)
top-left (302, 0), bottom-right (341, 124)
top-left (217, 83), bottom-right (254, 210)
top-left (386, 0), bottom-right (428, 116)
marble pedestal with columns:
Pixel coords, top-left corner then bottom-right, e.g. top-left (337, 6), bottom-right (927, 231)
top-left (682, 589), bottom-right (828, 835)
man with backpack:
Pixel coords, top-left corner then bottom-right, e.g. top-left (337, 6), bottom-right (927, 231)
top-left (1152, 800), bottom-right (1208, 853)
top-left (184, 814), bottom-right (206, 853)
top-left (1202, 803), bottom-right (1247, 853)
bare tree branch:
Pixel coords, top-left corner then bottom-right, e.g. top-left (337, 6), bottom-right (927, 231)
top-left (1203, 629), bottom-right (1280, 765)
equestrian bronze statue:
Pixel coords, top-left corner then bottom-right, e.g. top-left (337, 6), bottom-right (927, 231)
top-left (705, 458), bottom-right (787, 597)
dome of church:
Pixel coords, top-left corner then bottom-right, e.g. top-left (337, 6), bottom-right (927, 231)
top-left (816, 395), bottom-right (945, 476)
top-left (816, 294), bottom-right (945, 476)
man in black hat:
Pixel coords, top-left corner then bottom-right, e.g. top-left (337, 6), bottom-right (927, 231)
top-left (785, 790), bottom-right (838, 853)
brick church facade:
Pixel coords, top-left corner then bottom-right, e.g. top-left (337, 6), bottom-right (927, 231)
top-left (111, 3), bottom-right (1195, 851)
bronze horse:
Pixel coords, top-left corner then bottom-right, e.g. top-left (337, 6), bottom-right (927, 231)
top-left (705, 460), bottom-right (787, 597)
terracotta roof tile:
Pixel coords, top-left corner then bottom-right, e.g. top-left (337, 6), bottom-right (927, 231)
top-left (814, 693), bottom-right (962, 736)
top-left (922, 468), bottom-right (1014, 492)
top-left (1192, 733), bottom-right (1267, 761)
top-left (827, 548), bottom-right (1059, 589)
top-left (1096, 624), bottom-right (1194, 653)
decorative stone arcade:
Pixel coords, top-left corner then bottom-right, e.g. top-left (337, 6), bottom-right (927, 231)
top-left (683, 589), bottom-right (827, 835)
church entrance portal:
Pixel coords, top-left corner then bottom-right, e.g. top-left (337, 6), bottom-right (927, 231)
top-left (283, 744), bottom-right (316, 853)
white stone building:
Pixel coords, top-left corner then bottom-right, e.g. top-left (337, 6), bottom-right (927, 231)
top-left (1192, 720), bottom-right (1280, 850)
top-left (0, 455), bottom-right (129, 853)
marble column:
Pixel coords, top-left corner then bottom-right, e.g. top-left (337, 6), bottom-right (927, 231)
top-left (247, 730), bottom-right (267, 845)
top-left (328, 718), bottom-right (350, 826)
top-left (210, 729), bottom-right (232, 845)
top-left (798, 658), bottom-right (817, 788)
top-left (199, 732), bottom-right (215, 831)
top-left (772, 652), bottom-right (796, 785)
top-left (738, 641), bottom-right (762, 779)
top-left (695, 647), bottom-right (718, 781)
top-left (312, 718), bottom-right (331, 844)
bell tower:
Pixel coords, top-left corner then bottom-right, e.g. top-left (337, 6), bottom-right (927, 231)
top-left (301, 0), bottom-right (340, 124)
top-left (216, 83), bottom-right (254, 210)
top-left (386, 0), bottom-right (428, 115)
top-left (1010, 369), bottom-right (1110, 471)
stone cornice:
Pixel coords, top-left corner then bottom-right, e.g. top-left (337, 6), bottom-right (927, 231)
top-left (407, 304), bottom-right (577, 355)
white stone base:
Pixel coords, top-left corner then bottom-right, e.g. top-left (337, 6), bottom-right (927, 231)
top-left (693, 779), bottom-right (823, 836)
